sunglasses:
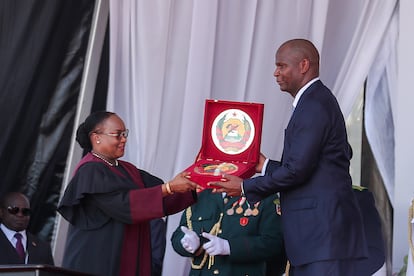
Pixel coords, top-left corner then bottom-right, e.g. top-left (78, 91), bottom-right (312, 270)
top-left (6, 206), bottom-right (31, 216)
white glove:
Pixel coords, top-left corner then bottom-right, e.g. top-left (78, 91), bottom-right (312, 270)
top-left (180, 226), bottom-right (200, 254)
top-left (201, 232), bottom-right (230, 256)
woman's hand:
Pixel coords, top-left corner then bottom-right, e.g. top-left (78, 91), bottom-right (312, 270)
top-left (167, 172), bottom-right (202, 193)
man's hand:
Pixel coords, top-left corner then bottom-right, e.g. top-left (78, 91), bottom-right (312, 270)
top-left (208, 174), bottom-right (243, 197)
top-left (201, 233), bottom-right (230, 256)
top-left (180, 226), bottom-right (200, 254)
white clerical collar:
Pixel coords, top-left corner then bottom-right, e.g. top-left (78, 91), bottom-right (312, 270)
top-left (292, 77), bottom-right (319, 109)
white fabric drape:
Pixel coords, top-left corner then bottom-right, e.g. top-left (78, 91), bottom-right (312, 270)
top-left (107, 1), bottom-right (397, 275)
top-left (366, 3), bottom-right (398, 205)
top-left (407, 199), bottom-right (414, 276)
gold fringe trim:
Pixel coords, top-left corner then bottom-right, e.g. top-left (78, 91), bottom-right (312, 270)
top-left (185, 206), bottom-right (223, 269)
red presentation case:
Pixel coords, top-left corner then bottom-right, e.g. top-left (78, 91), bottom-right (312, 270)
top-left (184, 99), bottom-right (264, 189)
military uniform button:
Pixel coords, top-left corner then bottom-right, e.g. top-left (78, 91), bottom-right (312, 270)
top-left (213, 269), bottom-right (219, 274)
top-left (218, 230), bottom-right (222, 234)
top-left (198, 217), bottom-right (202, 220)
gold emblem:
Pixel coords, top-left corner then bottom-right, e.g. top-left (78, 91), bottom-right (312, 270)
top-left (194, 162), bottom-right (238, 176)
top-left (211, 109), bottom-right (255, 155)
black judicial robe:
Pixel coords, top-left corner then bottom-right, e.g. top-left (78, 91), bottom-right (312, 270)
top-left (58, 153), bottom-right (196, 276)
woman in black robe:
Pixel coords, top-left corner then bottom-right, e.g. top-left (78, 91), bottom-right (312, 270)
top-left (58, 111), bottom-right (200, 276)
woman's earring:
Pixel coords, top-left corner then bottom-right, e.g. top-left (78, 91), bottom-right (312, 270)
top-left (97, 141), bottom-right (101, 144)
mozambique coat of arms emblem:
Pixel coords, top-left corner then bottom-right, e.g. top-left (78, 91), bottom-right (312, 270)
top-left (211, 109), bottom-right (255, 155)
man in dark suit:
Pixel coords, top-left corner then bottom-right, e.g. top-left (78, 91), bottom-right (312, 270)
top-left (0, 192), bottom-right (54, 265)
top-left (352, 186), bottom-right (386, 275)
top-left (212, 38), bottom-right (368, 275)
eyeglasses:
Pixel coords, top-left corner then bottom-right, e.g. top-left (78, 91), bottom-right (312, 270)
top-left (96, 129), bottom-right (129, 139)
top-left (6, 206), bottom-right (31, 216)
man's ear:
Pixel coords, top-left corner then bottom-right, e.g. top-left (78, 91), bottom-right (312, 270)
top-left (300, 58), bottom-right (310, 74)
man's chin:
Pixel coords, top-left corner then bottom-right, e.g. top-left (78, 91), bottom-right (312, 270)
top-left (12, 223), bottom-right (28, 232)
top-left (277, 84), bottom-right (287, 91)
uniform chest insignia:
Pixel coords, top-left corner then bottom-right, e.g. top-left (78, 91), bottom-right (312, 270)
top-left (240, 217), bottom-right (249, 226)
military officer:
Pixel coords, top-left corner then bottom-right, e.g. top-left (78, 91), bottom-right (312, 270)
top-left (171, 188), bottom-right (286, 276)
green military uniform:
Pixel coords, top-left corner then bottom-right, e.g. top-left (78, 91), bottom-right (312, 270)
top-left (171, 189), bottom-right (286, 276)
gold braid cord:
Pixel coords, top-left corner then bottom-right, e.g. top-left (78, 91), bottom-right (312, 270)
top-left (409, 199), bottom-right (414, 263)
top-left (185, 207), bottom-right (224, 270)
top-left (285, 261), bottom-right (290, 276)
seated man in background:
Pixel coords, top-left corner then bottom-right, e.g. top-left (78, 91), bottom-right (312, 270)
top-left (0, 192), bottom-right (54, 265)
top-left (171, 188), bottom-right (286, 276)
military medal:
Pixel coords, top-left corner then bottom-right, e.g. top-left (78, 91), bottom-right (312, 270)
top-left (244, 201), bottom-right (252, 216)
top-left (236, 197), bottom-right (245, 214)
top-left (236, 206), bottom-right (243, 214)
top-left (251, 202), bottom-right (260, 216)
top-left (226, 200), bottom-right (238, 216)
top-left (251, 208), bottom-right (258, 216)
top-left (244, 208), bottom-right (252, 216)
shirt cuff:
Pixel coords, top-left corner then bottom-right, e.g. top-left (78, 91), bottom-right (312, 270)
top-left (261, 158), bottom-right (270, 175)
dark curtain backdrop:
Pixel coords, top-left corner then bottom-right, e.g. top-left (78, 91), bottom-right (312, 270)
top-left (0, 0), bottom-right (105, 241)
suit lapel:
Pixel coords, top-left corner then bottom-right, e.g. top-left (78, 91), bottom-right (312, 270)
top-left (0, 229), bottom-right (23, 263)
top-left (26, 233), bottom-right (38, 264)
